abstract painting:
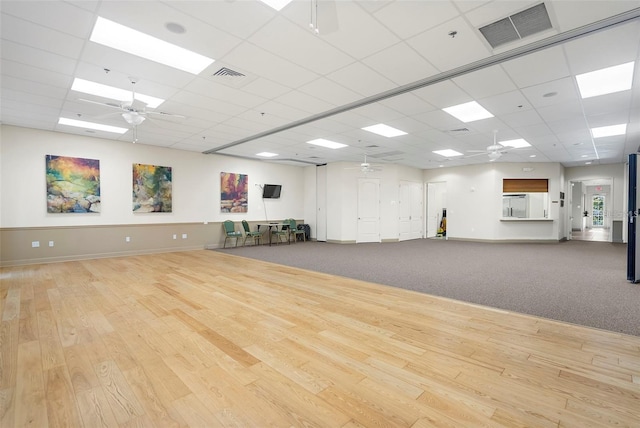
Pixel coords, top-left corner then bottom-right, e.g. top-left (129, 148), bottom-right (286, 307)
top-left (46, 155), bottom-right (101, 213)
top-left (133, 163), bottom-right (172, 212)
top-left (220, 172), bottom-right (248, 213)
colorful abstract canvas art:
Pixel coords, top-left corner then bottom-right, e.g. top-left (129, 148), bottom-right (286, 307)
top-left (220, 172), bottom-right (248, 213)
top-left (46, 155), bottom-right (101, 213)
top-left (133, 163), bottom-right (172, 212)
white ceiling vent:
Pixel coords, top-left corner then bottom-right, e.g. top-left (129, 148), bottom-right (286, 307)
top-left (479, 3), bottom-right (552, 49)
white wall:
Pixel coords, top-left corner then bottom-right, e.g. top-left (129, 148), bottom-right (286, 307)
top-left (322, 162), bottom-right (423, 242)
top-left (1, 125), bottom-right (305, 227)
top-left (423, 162), bottom-right (565, 241)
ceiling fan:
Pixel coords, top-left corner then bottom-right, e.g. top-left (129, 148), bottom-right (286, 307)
top-left (79, 77), bottom-right (184, 142)
top-left (346, 154), bottom-right (383, 174)
top-left (466, 130), bottom-right (509, 161)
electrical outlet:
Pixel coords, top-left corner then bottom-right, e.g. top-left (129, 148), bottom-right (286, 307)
top-left (31, 241), bottom-right (40, 248)
top-left (125, 236), bottom-right (131, 242)
top-left (49, 241), bottom-right (54, 247)
top-left (182, 233), bottom-right (187, 239)
top-left (173, 234), bottom-right (177, 240)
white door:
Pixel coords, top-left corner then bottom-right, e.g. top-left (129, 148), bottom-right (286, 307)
top-left (398, 182), bottom-right (411, 241)
top-left (316, 165), bottom-right (327, 241)
top-left (409, 182), bottom-right (423, 239)
top-left (357, 178), bottom-right (380, 243)
top-left (399, 181), bottom-right (423, 241)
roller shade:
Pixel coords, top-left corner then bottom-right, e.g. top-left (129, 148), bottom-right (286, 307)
top-left (503, 178), bottom-right (548, 193)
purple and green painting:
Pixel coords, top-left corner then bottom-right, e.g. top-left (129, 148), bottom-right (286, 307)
top-left (133, 163), bottom-right (172, 212)
top-left (46, 155), bottom-right (101, 213)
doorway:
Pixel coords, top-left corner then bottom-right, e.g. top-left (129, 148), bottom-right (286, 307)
top-left (568, 178), bottom-right (612, 242)
top-left (426, 181), bottom-right (447, 238)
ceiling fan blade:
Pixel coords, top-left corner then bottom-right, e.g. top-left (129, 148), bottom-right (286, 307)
top-left (78, 98), bottom-right (123, 110)
top-left (146, 111), bottom-right (186, 119)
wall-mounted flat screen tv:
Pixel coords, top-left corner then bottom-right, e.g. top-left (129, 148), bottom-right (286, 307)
top-left (262, 184), bottom-right (282, 199)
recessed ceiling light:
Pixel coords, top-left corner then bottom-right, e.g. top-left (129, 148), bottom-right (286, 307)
top-left (529, 154), bottom-right (536, 158)
top-left (499, 138), bottom-right (531, 148)
top-left (58, 117), bottom-right (128, 134)
top-left (591, 124), bottom-right (627, 138)
top-left (362, 124), bottom-right (407, 138)
top-left (256, 152), bottom-right (278, 157)
top-left (90, 17), bottom-right (214, 74)
top-left (307, 138), bottom-right (348, 149)
top-left (259, 0), bottom-right (293, 11)
top-left (585, 161), bottom-right (592, 165)
top-left (576, 62), bottom-right (634, 99)
top-left (72, 78), bottom-right (164, 108)
top-left (433, 149), bottom-right (463, 157)
top-left (443, 101), bottom-right (494, 123)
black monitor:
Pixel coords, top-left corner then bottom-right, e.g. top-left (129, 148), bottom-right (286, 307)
top-left (262, 184), bottom-right (281, 199)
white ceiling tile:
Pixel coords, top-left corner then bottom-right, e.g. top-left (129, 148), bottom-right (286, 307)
top-left (249, 16), bottom-right (353, 76)
top-left (1, 14), bottom-right (84, 58)
top-left (221, 42), bottom-right (319, 89)
top-left (479, 90), bottom-right (532, 116)
top-left (406, 16), bottom-right (492, 72)
top-left (1, 0), bottom-right (95, 37)
top-left (169, 0), bottom-right (275, 40)
top-left (309, 1), bottom-right (400, 59)
top-left (562, 20), bottom-right (640, 75)
top-left (373, 0), bottom-right (460, 39)
top-left (326, 62), bottom-right (396, 97)
top-left (501, 46), bottom-right (571, 87)
top-left (551, 1), bottom-right (640, 32)
top-left (452, 65), bottom-right (517, 99)
top-left (521, 77), bottom-right (580, 108)
top-left (0, 40), bottom-right (78, 75)
top-left (297, 77), bottom-right (361, 106)
top-left (362, 42), bottom-right (439, 87)
top-left (412, 80), bottom-right (470, 109)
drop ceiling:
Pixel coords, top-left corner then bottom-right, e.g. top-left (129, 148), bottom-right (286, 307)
top-left (1, 0), bottom-right (639, 169)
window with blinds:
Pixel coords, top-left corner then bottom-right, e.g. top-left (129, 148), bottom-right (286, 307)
top-left (503, 178), bottom-right (548, 193)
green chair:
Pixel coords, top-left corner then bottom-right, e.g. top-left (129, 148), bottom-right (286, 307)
top-left (271, 222), bottom-right (290, 245)
top-left (242, 220), bottom-right (262, 246)
top-left (288, 218), bottom-right (306, 242)
top-left (223, 220), bottom-right (242, 248)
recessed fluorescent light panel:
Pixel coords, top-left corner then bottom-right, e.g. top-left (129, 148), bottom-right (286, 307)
top-left (591, 124), bottom-right (627, 138)
top-left (307, 138), bottom-right (348, 149)
top-left (433, 149), bottom-right (463, 157)
top-left (362, 124), bottom-right (407, 138)
top-left (259, 0), bottom-right (293, 11)
top-left (90, 17), bottom-right (215, 74)
top-left (72, 78), bottom-right (164, 108)
top-left (499, 139), bottom-right (531, 148)
top-left (256, 152), bottom-right (278, 157)
top-left (576, 62), bottom-right (634, 99)
top-left (58, 117), bottom-right (128, 134)
top-left (443, 101), bottom-right (494, 123)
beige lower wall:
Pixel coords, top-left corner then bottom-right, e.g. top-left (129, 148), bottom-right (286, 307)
top-left (0, 221), bottom-right (275, 266)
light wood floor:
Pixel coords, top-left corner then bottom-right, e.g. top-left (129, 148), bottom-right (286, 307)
top-left (1, 250), bottom-right (639, 427)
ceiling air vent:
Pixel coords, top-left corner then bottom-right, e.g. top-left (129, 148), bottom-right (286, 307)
top-left (211, 66), bottom-right (251, 88)
top-left (212, 67), bottom-right (245, 78)
top-left (479, 3), bottom-right (552, 49)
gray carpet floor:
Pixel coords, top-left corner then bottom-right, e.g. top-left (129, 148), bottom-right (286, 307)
top-left (215, 239), bottom-right (639, 337)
